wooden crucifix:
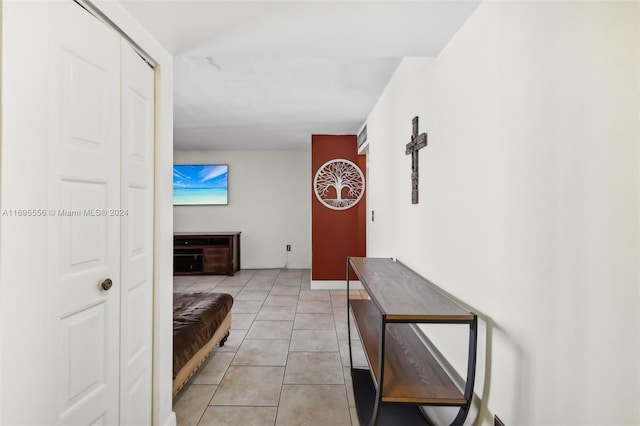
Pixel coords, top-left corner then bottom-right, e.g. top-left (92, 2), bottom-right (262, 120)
top-left (405, 116), bottom-right (428, 204)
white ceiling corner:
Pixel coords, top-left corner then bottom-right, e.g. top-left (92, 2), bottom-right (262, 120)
top-left (120, 0), bottom-right (481, 151)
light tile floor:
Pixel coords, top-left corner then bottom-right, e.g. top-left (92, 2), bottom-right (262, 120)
top-left (173, 269), bottom-right (369, 426)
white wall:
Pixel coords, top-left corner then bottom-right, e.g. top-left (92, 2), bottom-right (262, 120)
top-left (174, 150), bottom-right (312, 269)
top-left (366, 1), bottom-right (639, 424)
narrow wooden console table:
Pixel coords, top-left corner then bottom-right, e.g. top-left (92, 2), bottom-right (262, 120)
top-left (347, 257), bottom-right (477, 426)
top-left (174, 232), bottom-right (241, 276)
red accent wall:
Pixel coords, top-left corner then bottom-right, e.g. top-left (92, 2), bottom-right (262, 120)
top-left (312, 135), bottom-right (366, 280)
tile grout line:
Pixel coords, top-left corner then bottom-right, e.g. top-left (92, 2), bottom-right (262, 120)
top-left (272, 267), bottom-right (294, 426)
top-left (197, 271), bottom-right (255, 424)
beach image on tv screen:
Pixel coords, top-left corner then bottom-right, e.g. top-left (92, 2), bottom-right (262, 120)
top-left (173, 164), bottom-right (228, 205)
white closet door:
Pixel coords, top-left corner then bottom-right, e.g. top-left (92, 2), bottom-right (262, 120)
top-left (119, 40), bottom-right (155, 426)
top-left (45, 1), bottom-right (122, 425)
top-left (1, 1), bottom-right (157, 425)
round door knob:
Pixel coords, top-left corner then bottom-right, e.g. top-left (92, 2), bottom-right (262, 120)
top-left (100, 278), bottom-right (113, 291)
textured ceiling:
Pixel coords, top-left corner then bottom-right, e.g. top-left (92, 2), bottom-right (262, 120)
top-left (120, 1), bottom-right (481, 150)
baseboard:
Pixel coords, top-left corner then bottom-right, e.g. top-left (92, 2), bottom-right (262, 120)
top-left (161, 412), bottom-right (177, 426)
top-left (310, 280), bottom-right (363, 290)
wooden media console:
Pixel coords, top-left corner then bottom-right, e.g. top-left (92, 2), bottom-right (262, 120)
top-left (173, 232), bottom-right (241, 276)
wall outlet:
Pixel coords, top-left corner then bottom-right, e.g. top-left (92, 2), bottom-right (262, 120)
top-left (286, 244), bottom-right (291, 252)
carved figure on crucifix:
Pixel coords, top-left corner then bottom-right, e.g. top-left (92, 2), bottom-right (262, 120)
top-left (405, 116), bottom-right (428, 204)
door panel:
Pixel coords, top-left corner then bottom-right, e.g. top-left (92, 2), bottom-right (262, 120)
top-left (62, 50), bottom-right (109, 149)
top-left (62, 180), bottom-right (107, 269)
top-left (61, 304), bottom-right (106, 406)
top-left (47, 2), bottom-right (121, 425)
top-left (120, 41), bottom-right (155, 426)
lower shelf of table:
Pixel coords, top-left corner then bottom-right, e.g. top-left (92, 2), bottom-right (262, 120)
top-left (351, 368), bottom-right (428, 426)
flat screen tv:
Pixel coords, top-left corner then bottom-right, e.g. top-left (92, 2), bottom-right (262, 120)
top-left (173, 164), bottom-right (228, 205)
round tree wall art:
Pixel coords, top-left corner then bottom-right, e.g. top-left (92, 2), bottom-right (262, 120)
top-left (314, 159), bottom-right (365, 210)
